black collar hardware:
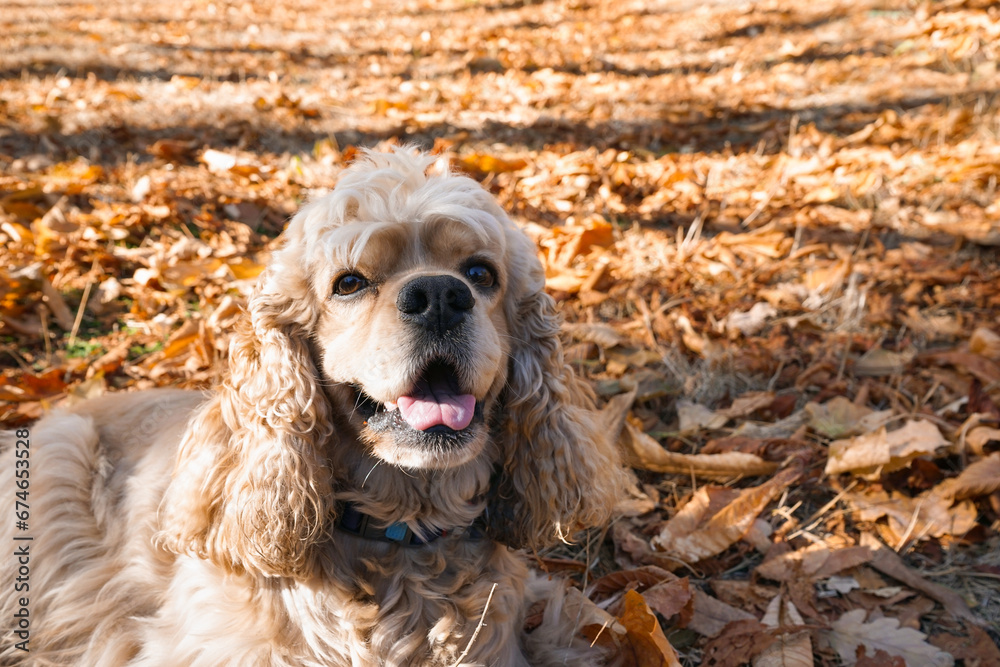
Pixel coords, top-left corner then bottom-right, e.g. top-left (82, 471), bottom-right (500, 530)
top-left (333, 502), bottom-right (487, 547)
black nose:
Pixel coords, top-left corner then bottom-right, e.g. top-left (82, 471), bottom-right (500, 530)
top-left (396, 275), bottom-right (475, 333)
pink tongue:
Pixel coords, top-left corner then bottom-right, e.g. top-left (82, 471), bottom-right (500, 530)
top-left (396, 381), bottom-right (476, 432)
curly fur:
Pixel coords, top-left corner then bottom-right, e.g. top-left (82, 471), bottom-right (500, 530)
top-left (0, 148), bottom-right (627, 666)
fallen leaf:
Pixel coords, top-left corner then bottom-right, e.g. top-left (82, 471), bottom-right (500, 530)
top-left (930, 624), bottom-right (1000, 665)
top-left (701, 619), bottom-right (776, 667)
top-left (756, 543), bottom-right (872, 582)
top-left (677, 399), bottom-right (729, 434)
top-left (936, 452), bottom-right (1000, 500)
top-left (686, 589), bottom-right (757, 638)
top-left (615, 590), bottom-right (682, 667)
top-left (826, 420), bottom-right (949, 479)
top-left (824, 608), bottom-right (954, 667)
top-left (625, 422), bottom-right (779, 480)
top-left (721, 302), bottom-right (777, 336)
top-left (586, 565), bottom-right (678, 602)
top-left (563, 321), bottom-right (624, 348)
top-left (969, 327), bottom-right (1000, 360)
top-left (641, 579), bottom-right (693, 624)
top-left (652, 467), bottom-right (800, 562)
top-left (805, 396), bottom-right (892, 439)
top-left (846, 486), bottom-right (978, 543)
top-left (859, 533), bottom-right (980, 626)
top-left (754, 595), bottom-right (811, 667)
top-left (854, 348), bottom-right (916, 376)
top-left (965, 426), bottom-right (1000, 456)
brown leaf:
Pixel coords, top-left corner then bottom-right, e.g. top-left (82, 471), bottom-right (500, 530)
top-left (805, 396), bottom-right (892, 439)
top-left (922, 351), bottom-right (1000, 386)
top-left (611, 522), bottom-right (689, 572)
top-left (687, 589), bottom-right (758, 638)
top-left (826, 420), bottom-right (949, 479)
top-left (854, 647), bottom-right (907, 667)
top-left (615, 590), bottom-right (682, 667)
top-left (930, 624), bottom-right (1000, 664)
top-left (587, 565), bottom-right (678, 602)
top-left (641, 579), bottom-right (693, 623)
top-left (846, 486), bottom-right (978, 543)
top-left (0, 369), bottom-right (68, 402)
top-left (965, 427), bottom-right (1000, 457)
top-left (700, 618), bottom-right (775, 667)
top-left (652, 467), bottom-right (800, 562)
top-left (969, 327), bottom-right (1000, 361)
top-left (859, 534), bottom-right (979, 626)
top-left (824, 608), bottom-right (954, 667)
top-left (625, 422), bottom-right (778, 480)
top-left (936, 452), bottom-right (1000, 500)
top-left (756, 544), bottom-right (873, 583)
top-left (753, 630), bottom-right (812, 667)
top-left (458, 153), bottom-right (527, 177)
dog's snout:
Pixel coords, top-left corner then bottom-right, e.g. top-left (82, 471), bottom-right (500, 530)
top-left (397, 275), bottom-right (475, 333)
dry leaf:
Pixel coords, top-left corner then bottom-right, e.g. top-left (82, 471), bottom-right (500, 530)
top-left (720, 391), bottom-right (776, 419)
top-left (756, 543), bottom-right (872, 583)
top-left (969, 326), bottom-right (1000, 360)
top-left (860, 533), bottom-right (979, 626)
top-left (854, 348), bottom-right (915, 376)
top-left (805, 396), bottom-right (892, 439)
top-left (846, 486), bottom-right (978, 543)
top-left (754, 595), bottom-right (811, 667)
top-left (936, 452), bottom-right (1000, 500)
top-left (721, 302), bottom-right (777, 336)
top-left (825, 609), bottom-right (954, 667)
top-left (965, 426), bottom-right (1000, 456)
top-left (614, 590), bottom-right (682, 667)
top-left (677, 399), bottom-right (729, 434)
top-left (586, 565), bottom-right (678, 602)
top-left (652, 467), bottom-right (799, 562)
top-left (686, 589), bottom-right (757, 638)
top-left (625, 422), bottom-right (778, 480)
top-left (826, 420), bottom-right (949, 479)
top-left (562, 322), bottom-right (624, 348)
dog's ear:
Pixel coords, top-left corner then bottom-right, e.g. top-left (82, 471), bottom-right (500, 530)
top-left (488, 231), bottom-right (626, 550)
top-left (157, 226), bottom-right (333, 578)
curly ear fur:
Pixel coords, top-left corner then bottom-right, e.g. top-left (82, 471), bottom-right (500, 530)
top-left (489, 234), bottom-right (626, 550)
top-left (157, 262), bottom-right (333, 578)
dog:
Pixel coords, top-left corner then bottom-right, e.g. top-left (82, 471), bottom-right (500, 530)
top-left (0, 148), bottom-right (626, 666)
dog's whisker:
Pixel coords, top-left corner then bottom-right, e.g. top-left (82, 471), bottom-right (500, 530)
top-left (361, 461), bottom-right (381, 488)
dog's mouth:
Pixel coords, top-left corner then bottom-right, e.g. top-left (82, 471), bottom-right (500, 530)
top-left (356, 358), bottom-right (484, 439)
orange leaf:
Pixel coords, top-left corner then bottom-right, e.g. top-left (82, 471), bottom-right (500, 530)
top-left (617, 590), bottom-right (682, 667)
top-left (458, 153), bottom-right (527, 176)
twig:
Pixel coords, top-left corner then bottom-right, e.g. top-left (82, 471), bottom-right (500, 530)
top-left (588, 619), bottom-right (611, 648)
top-left (895, 495), bottom-right (928, 552)
top-left (452, 583), bottom-right (497, 666)
top-left (68, 279), bottom-right (93, 346)
top-left (787, 480), bottom-right (858, 541)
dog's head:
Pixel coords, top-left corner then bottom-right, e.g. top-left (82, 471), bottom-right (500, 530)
top-left (159, 148), bottom-right (624, 577)
top-left (299, 157), bottom-right (514, 470)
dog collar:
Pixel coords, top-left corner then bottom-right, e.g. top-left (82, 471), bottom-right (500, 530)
top-left (334, 502), bottom-right (486, 547)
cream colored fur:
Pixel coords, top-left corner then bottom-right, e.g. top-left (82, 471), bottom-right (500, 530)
top-left (0, 149), bottom-right (626, 666)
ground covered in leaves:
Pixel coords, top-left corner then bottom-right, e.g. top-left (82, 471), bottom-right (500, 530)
top-left (2, 0), bottom-right (1000, 664)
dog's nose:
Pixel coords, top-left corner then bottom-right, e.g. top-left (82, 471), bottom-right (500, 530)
top-left (396, 275), bottom-right (475, 333)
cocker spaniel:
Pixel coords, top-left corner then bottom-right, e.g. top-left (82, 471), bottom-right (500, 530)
top-left (1, 148), bottom-right (626, 666)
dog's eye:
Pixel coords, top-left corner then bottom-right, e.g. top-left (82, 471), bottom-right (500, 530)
top-left (465, 264), bottom-right (495, 289)
top-left (333, 273), bottom-right (368, 296)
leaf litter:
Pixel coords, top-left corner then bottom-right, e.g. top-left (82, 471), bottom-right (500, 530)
top-left (2, 0), bottom-right (1000, 663)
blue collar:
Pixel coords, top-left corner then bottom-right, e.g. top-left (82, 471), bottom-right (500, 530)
top-left (334, 502), bottom-right (486, 547)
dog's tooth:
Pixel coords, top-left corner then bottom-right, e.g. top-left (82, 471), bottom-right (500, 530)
top-left (385, 401), bottom-right (397, 411)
